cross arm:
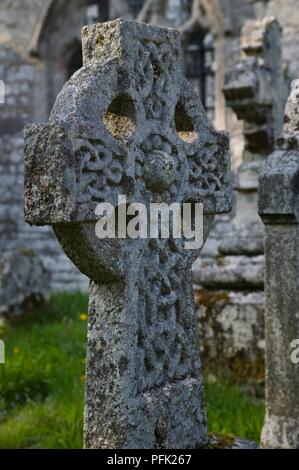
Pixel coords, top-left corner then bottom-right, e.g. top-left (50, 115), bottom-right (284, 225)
top-left (24, 122), bottom-right (79, 226)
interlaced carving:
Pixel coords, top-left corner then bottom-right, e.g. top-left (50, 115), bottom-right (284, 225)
top-left (137, 239), bottom-right (194, 393)
top-left (76, 139), bottom-right (124, 202)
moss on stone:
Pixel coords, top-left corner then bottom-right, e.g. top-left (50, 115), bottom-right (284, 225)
top-left (204, 432), bottom-right (235, 449)
top-left (202, 353), bottom-right (265, 388)
top-left (194, 289), bottom-right (230, 307)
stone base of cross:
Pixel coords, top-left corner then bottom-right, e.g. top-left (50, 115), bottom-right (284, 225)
top-left (24, 19), bottom-right (232, 448)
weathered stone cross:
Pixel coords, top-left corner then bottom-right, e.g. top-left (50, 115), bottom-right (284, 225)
top-left (24, 19), bottom-right (231, 449)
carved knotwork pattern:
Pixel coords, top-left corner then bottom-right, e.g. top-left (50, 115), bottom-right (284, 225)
top-left (134, 40), bottom-right (175, 108)
top-left (187, 140), bottom-right (230, 199)
top-left (137, 239), bottom-right (194, 393)
top-left (76, 139), bottom-right (124, 202)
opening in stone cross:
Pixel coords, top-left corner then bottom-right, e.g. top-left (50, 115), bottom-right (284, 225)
top-left (24, 19), bottom-right (232, 449)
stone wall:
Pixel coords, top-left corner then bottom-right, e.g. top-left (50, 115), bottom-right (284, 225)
top-left (0, 0), bottom-right (89, 291)
top-left (0, 50), bottom-right (88, 288)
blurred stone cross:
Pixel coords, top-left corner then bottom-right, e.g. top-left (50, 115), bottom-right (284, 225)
top-left (24, 19), bottom-right (231, 449)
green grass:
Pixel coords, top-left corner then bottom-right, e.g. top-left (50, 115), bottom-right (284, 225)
top-left (0, 292), bottom-right (88, 449)
top-left (204, 374), bottom-right (264, 443)
top-left (0, 293), bottom-right (264, 448)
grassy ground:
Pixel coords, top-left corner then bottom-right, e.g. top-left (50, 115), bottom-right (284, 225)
top-left (0, 293), bottom-right (264, 449)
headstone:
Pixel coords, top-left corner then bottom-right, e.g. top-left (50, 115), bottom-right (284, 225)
top-left (193, 17), bottom-right (288, 376)
top-left (0, 249), bottom-right (50, 318)
top-left (222, 17), bottom-right (287, 255)
top-left (259, 79), bottom-right (299, 448)
top-left (24, 19), bottom-right (231, 449)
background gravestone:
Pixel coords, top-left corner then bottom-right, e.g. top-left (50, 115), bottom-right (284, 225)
top-left (193, 17), bottom-right (288, 378)
top-left (0, 249), bottom-right (50, 319)
top-left (259, 79), bottom-right (299, 448)
top-left (24, 19), bottom-right (231, 449)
